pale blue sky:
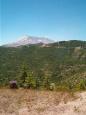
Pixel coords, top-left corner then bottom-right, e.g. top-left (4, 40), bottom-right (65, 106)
top-left (0, 0), bottom-right (86, 45)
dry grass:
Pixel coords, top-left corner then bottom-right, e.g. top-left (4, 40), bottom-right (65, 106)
top-left (0, 89), bottom-right (85, 115)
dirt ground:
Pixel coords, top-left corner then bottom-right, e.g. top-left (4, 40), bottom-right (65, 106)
top-left (0, 89), bottom-right (86, 115)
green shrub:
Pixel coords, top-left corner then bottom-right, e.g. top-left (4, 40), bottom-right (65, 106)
top-left (49, 83), bottom-right (55, 91)
top-left (80, 80), bottom-right (86, 90)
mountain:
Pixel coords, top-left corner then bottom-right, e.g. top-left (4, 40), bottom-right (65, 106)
top-left (4, 35), bottom-right (54, 47)
top-left (0, 40), bottom-right (86, 90)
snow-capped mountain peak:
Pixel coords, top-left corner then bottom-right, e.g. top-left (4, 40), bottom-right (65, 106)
top-left (4, 35), bottom-right (54, 47)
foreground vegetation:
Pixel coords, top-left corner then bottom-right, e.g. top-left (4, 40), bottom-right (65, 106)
top-left (0, 40), bottom-right (86, 91)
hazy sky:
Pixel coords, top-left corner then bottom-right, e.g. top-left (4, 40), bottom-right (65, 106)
top-left (0, 0), bottom-right (86, 45)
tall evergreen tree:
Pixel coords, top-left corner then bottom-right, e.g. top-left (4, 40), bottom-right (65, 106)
top-left (20, 67), bottom-right (28, 86)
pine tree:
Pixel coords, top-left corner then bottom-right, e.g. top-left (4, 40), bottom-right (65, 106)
top-left (20, 66), bottom-right (28, 87)
top-left (21, 71), bottom-right (27, 83)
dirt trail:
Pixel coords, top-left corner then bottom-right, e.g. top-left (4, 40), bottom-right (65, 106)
top-left (0, 89), bottom-right (86, 115)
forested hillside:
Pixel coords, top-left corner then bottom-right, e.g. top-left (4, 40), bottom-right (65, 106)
top-left (0, 40), bottom-right (86, 90)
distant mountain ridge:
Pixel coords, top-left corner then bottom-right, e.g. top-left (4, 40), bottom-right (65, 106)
top-left (3, 35), bottom-right (54, 47)
top-left (49, 40), bottom-right (86, 48)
